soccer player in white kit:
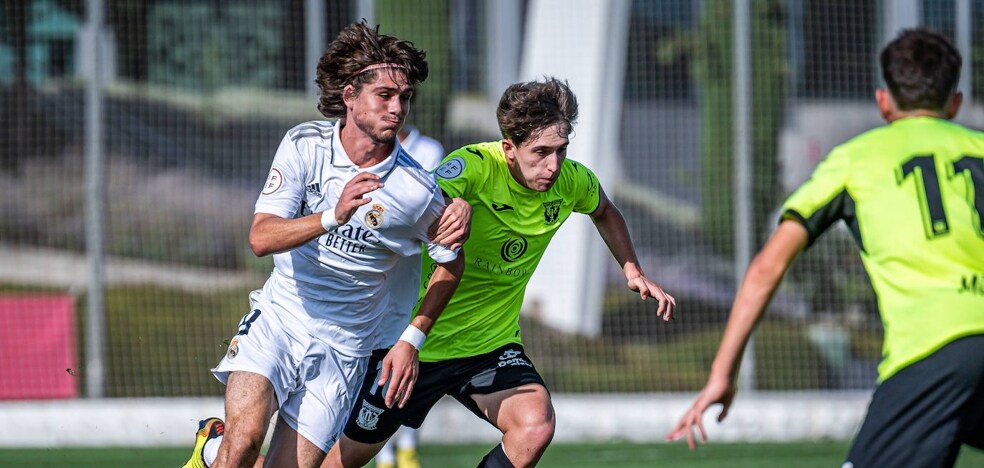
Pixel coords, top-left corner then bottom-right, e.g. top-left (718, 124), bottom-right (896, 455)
top-left (183, 22), bottom-right (467, 468)
top-left (372, 126), bottom-right (446, 468)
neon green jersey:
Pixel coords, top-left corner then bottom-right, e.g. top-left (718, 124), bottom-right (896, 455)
top-left (782, 116), bottom-right (984, 381)
top-left (414, 141), bottom-right (601, 362)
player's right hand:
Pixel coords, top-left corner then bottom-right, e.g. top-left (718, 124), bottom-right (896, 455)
top-left (378, 341), bottom-right (419, 409)
top-left (334, 172), bottom-right (383, 225)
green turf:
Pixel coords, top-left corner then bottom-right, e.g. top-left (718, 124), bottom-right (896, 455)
top-left (2, 442), bottom-right (982, 467)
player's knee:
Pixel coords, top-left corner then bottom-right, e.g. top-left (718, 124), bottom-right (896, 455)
top-left (223, 427), bottom-right (266, 461)
top-left (512, 415), bottom-right (555, 451)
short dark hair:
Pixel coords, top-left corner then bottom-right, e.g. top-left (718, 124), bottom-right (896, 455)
top-left (880, 28), bottom-right (961, 111)
top-left (496, 77), bottom-right (579, 147)
top-left (315, 21), bottom-right (429, 118)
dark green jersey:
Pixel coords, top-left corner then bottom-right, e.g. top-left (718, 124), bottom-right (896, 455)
top-left (782, 116), bottom-right (984, 381)
top-left (414, 141), bottom-right (601, 362)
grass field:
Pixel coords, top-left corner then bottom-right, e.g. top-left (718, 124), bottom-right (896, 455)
top-left (3, 441), bottom-right (983, 467)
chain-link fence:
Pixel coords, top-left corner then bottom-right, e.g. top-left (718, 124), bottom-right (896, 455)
top-left (1, 0), bottom-right (981, 400)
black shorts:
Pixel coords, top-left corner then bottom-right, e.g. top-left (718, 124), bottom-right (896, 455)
top-left (343, 343), bottom-right (546, 444)
top-left (844, 334), bottom-right (984, 468)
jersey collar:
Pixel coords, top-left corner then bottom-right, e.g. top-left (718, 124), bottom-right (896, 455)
top-left (329, 119), bottom-right (400, 178)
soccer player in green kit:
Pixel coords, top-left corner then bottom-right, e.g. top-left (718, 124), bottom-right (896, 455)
top-left (324, 77), bottom-right (676, 468)
top-left (668, 28), bottom-right (984, 467)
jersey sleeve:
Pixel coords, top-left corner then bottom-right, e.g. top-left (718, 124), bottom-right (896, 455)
top-left (572, 161), bottom-right (602, 214)
top-left (254, 134), bottom-right (307, 219)
top-left (412, 187), bottom-right (459, 264)
top-left (781, 147), bottom-right (854, 246)
top-left (432, 146), bottom-right (479, 199)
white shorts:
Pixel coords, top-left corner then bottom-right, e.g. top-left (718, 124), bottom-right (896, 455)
top-left (212, 290), bottom-right (370, 452)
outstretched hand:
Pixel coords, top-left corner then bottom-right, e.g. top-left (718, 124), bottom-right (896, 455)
top-left (627, 275), bottom-right (676, 321)
top-left (666, 376), bottom-right (737, 450)
top-left (377, 341), bottom-right (419, 409)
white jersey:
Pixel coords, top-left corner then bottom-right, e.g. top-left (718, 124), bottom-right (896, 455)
top-left (377, 128), bottom-right (448, 348)
top-left (399, 126), bottom-right (445, 170)
top-left (254, 119), bottom-right (456, 355)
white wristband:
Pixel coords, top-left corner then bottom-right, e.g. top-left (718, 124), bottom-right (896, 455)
top-left (321, 208), bottom-right (338, 231)
top-left (398, 325), bottom-right (427, 350)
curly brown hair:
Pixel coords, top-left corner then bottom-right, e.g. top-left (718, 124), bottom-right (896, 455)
top-left (316, 21), bottom-right (429, 118)
top-left (496, 77), bottom-right (579, 147)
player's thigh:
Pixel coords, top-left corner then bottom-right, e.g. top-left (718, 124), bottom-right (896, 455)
top-left (279, 342), bottom-right (370, 455)
top-left (264, 415), bottom-right (329, 468)
top-left (470, 383), bottom-right (554, 432)
top-left (322, 434), bottom-right (389, 468)
top-left (224, 371), bottom-right (278, 440)
top-left (343, 350), bottom-right (447, 443)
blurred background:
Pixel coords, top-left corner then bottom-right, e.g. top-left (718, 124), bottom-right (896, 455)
top-left (0, 0), bottom-right (982, 449)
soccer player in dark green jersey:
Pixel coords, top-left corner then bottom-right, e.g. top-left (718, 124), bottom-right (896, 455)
top-left (668, 28), bottom-right (984, 467)
top-left (324, 78), bottom-right (676, 468)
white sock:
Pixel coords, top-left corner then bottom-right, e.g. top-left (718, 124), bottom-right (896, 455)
top-left (376, 437), bottom-right (396, 463)
top-left (397, 427), bottom-right (418, 450)
top-left (203, 435), bottom-right (222, 467)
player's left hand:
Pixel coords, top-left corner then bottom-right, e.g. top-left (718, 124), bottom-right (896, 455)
top-left (378, 341), bottom-right (420, 408)
top-left (627, 275), bottom-right (676, 321)
top-left (430, 197), bottom-right (472, 250)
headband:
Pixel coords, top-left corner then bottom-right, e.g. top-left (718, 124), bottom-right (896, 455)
top-left (350, 63), bottom-right (407, 79)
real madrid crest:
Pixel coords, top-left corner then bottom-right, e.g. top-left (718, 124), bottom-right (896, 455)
top-left (364, 203), bottom-right (385, 229)
top-left (227, 337), bottom-right (240, 359)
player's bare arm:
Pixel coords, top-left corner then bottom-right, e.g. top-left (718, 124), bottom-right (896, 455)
top-left (666, 220), bottom-right (807, 450)
top-left (248, 172), bottom-right (382, 256)
top-left (429, 196), bottom-right (472, 250)
top-left (379, 253), bottom-right (465, 409)
top-left (589, 186), bottom-right (676, 321)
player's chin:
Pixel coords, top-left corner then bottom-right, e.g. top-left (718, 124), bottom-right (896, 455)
top-left (534, 179), bottom-right (558, 191)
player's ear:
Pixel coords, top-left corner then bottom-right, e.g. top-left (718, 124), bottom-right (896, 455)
top-left (343, 84), bottom-right (357, 108)
top-left (501, 139), bottom-right (516, 162)
top-left (945, 91), bottom-right (963, 119)
top-left (875, 88), bottom-right (894, 122)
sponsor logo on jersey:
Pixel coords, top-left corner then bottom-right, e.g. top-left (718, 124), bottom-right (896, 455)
top-left (305, 182), bottom-right (321, 195)
top-left (960, 272), bottom-right (984, 296)
top-left (356, 400), bottom-right (385, 430)
top-left (543, 199), bottom-right (562, 225)
top-left (491, 202), bottom-right (514, 212)
top-left (364, 204), bottom-right (385, 229)
top-left (324, 223), bottom-right (380, 255)
top-left (473, 255), bottom-right (530, 278)
top-left (435, 156), bottom-right (465, 179)
top-left (261, 168), bottom-right (284, 195)
top-left (500, 237), bottom-right (528, 262)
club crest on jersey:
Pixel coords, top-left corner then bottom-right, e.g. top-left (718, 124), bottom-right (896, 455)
top-left (435, 156), bottom-right (465, 179)
top-left (261, 168), bottom-right (283, 195)
top-left (356, 401), bottom-right (385, 430)
top-left (543, 199), bottom-right (562, 225)
top-left (364, 204), bottom-right (386, 229)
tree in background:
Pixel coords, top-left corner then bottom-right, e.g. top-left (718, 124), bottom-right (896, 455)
top-left (376, 0), bottom-right (452, 143)
top-left (694, 0), bottom-right (786, 257)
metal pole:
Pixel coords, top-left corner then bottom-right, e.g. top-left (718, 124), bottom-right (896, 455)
top-left (304, 0), bottom-right (325, 96)
top-left (733, 0), bottom-right (755, 392)
top-left (84, 0), bottom-right (106, 398)
top-left (485, 0), bottom-right (522, 96)
top-left (356, 0), bottom-right (375, 25)
top-left (956, 0), bottom-right (972, 103)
